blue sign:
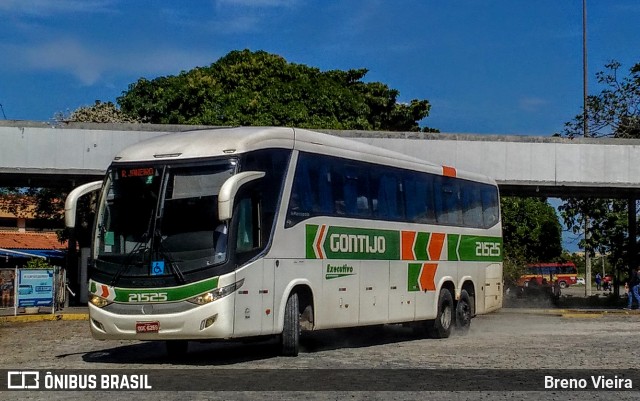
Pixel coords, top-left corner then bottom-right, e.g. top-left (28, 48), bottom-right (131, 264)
top-left (151, 261), bottom-right (165, 276)
top-left (17, 269), bottom-right (54, 307)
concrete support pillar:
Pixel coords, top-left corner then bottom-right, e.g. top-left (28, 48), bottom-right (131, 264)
top-left (629, 198), bottom-right (637, 278)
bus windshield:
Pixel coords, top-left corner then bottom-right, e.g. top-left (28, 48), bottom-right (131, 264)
top-left (94, 161), bottom-right (236, 279)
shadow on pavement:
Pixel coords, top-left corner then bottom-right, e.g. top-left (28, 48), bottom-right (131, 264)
top-left (77, 325), bottom-right (436, 365)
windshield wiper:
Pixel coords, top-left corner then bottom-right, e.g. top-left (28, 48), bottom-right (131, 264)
top-left (109, 239), bottom-right (149, 286)
top-left (156, 234), bottom-right (186, 284)
top-left (110, 211), bottom-right (154, 286)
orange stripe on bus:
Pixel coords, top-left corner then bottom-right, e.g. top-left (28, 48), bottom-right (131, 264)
top-left (442, 165), bottom-right (457, 177)
top-left (315, 224), bottom-right (326, 259)
top-left (420, 263), bottom-right (438, 291)
top-left (401, 231), bottom-right (417, 260)
top-left (428, 233), bottom-right (446, 261)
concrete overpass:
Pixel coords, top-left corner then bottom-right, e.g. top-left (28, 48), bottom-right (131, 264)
top-left (2, 121), bottom-right (640, 199)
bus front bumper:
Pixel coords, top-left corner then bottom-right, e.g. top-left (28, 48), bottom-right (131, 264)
top-left (88, 297), bottom-right (235, 341)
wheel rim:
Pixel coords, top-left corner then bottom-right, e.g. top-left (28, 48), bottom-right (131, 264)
top-left (441, 305), bottom-right (452, 330)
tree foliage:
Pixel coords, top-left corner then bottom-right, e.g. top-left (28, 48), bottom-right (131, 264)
top-left (558, 198), bottom-right (628, 257)
top-left (0, 188), bottom-right (64, 221)
top-left (563, 61), bottom-right (640, 139)
top-left (560, 61), bottom-right (640, 274)
top-left (117, 49), bottom-right (436, 131)
top-left (56, 100), bottom-right (140, 123)
top-left (0, 49), bottom-right (437, 247)
top-left (500, 197), bottom-right (563, 286)
top-left (25, 258), bottom-right (53, 269)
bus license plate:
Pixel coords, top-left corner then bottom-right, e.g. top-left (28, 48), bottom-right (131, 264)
top-left (136, 321), bottom-right (160, 333)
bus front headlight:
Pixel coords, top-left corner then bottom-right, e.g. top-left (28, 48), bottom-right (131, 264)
top-left (89, 294), bottom-right (112, 308)
top-left (187, 279), bottom-right (244, 305)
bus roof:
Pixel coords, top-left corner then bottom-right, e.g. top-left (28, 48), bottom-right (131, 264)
top-left (112, 126), bottom-right (496, 185)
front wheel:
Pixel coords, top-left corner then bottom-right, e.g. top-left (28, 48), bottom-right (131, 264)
top-left (427, 288), bottom-right (453, 339)
top-left (280, 292), bottom-right (300, 356)
top-left (559, 281), bottom-right (567, 289)
top-left (455, 290), bottom-right (472, 335)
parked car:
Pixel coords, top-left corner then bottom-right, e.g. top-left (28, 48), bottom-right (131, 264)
top-left (576, 277), bottom-right (585, 285)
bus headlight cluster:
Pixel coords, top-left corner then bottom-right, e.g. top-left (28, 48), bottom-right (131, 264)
top-left (89, 294), bottom-right (112, 308)
top-left (187, 279), bottom-right (244, 305)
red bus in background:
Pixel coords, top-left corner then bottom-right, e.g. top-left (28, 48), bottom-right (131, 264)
top-left (517, 262), bottom-right (578, 289)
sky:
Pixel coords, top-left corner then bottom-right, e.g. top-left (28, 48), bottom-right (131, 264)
top-left (0, 0), bottom-right (639, 135)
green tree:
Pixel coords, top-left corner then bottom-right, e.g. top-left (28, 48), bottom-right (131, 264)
top-left (560, 61), bottom-right (640, 277)
top-left (558, 198), bottom-right (628, 260)
top-left (56, 100), bottom-right (140, 123)
top-left (117, 49), bottom-right (436, 131)
top-left (563, 61), bottom-right (640, 139)
top-left (25, 258), bottom-right (53, 269)
top-left (500, 197), bottom-right (563, 286)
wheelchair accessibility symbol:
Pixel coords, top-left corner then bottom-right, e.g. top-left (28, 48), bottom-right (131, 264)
top-left (151, 261), bottom-right (165, 276)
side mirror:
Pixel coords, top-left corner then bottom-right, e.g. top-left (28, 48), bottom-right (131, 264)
top-left (65, 181), bottom-right (103, 228)
top-left (218, 171), bottom-right (265, 221)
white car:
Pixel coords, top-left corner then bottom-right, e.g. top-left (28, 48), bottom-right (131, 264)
top-left (576, 278), bottom-right (586, 285)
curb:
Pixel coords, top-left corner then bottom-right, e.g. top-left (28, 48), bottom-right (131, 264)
top-left (501, 308), bottom-right (640, 317)
top-left (0, 313), bottom-right (89, 324)
top-left (3, 308), bottom-right (638, 324)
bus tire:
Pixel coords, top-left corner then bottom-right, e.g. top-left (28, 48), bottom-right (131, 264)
top-left (427, 288), bottom-right (453, 339)
top-left (280, 292), bottom-right (300, 356)
top-left (166, 340), bottom-right (188, 358)
top-left (559, 281), bottom-right (567, 289)
top-left (455, 290), bottom-right (472, 334)
top-left (427, 288), bottom-right (454, 338)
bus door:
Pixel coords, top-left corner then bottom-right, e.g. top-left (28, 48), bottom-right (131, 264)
top-left (234, 260), bottom-right (265, 337)
top-left (232, 196), bottom-right (275, 337)
top-left (359, 261), bottom-right (389, 324)
top-left (388, 261), bottom-right (416, 323)
top-left (320, 258), bottom-right (360, 328)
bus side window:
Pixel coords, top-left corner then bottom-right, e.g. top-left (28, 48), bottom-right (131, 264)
top-left (403, 172), bottom-right (435, 224)
top-left (330, 163), bottom-right (346, 215)
top-left (291, 157), bottom-right (313, 213)
top-left (373, 173), bottom-right (401, 220)
top-left (481, 186), bottom-right (499, 228)
top-left (236, 197), bottom-right (259, 253)
top-left (342, 166), bottom-right (370, 216)
top-left (316, 164), bottom-right (333, 214)
top-left (435, 176), bottom-right (462, 226)
top-left (462, 182), bottom-right (483, 227)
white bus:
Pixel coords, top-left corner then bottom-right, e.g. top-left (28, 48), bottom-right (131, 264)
top-left (65, 126), bottom-right (502, 357)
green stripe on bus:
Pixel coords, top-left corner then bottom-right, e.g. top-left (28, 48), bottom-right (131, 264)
top-left (305, 224), bottom-right (502, 262)
top-left (94, 276), bottom-right (220, 303)
top-left (414, 232), bottom-right (430, 261)
top-left (306, 224), bottom-right (319, 258)
top-left (407, 263), bottom-right (422, 292)
top-left (457, 235), bottom-right (503, 262)
top-left (447, 234), bottom-right (460, 261)
top-left (320, 226), bottom-right (400, 260)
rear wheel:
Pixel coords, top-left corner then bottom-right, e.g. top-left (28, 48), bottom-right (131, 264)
top-left (559, 281), bottom-right (567, 289)
top-left (280, 293), bottom-right (300, 356)
top-left (427, 288), bottom-right (453, 339)
top-left (455, 290), bottom-right (472, 335)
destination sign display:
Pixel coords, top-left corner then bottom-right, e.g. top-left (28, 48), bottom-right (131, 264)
top-left (119, 167), bottom-right (155, 178)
